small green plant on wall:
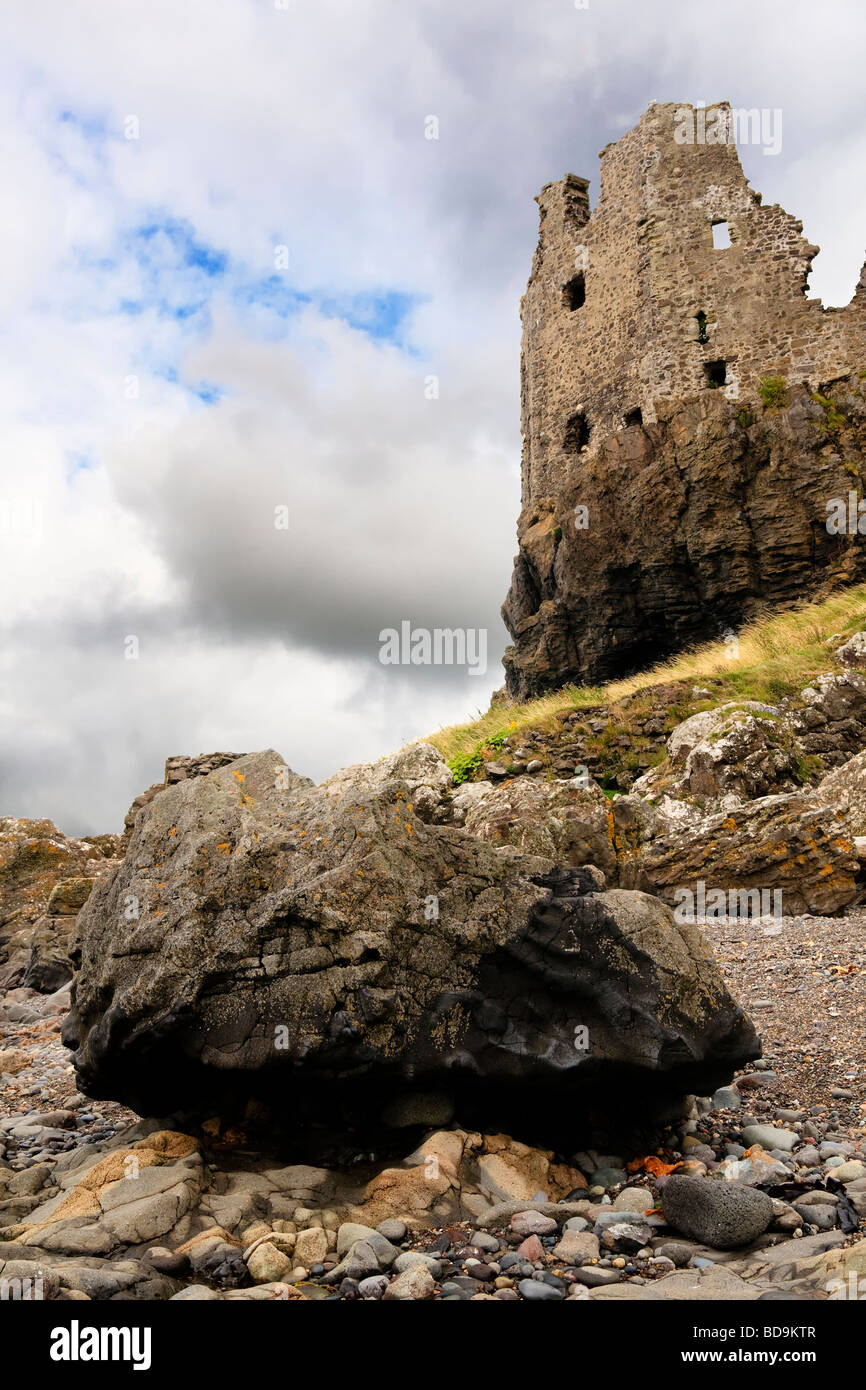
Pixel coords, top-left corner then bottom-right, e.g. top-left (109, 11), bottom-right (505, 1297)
top-left (758, 374), bottom-right (787, 409)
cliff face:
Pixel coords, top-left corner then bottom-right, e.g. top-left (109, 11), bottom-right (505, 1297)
top-left (503, 378), bottom-right (866, 696)
top-left (503, 100), bottom-right (866, 698)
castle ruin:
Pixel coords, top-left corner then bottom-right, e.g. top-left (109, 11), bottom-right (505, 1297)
top-left (503, 102), bottom-right (866, 697)
top-left (521, 101), bottom-right (866, 504)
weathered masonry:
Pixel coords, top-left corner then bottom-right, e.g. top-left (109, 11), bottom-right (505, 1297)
top-left (520, 101), bottom-right (866, 504)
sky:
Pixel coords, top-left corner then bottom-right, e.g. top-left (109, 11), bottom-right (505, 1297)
top-left (1, 0), bottom-right (865, 834)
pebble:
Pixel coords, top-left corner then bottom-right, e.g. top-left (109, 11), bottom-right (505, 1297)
top-left (376, 1219), bottom-right (407, 1242)
top-left (571, 1266), bottom-right (622, 1287)
top-left (662, 1175), bottom-right (774, 1249)
top-left (517, 1279), bottom-right (564, 1301)
top-left (590, 1167), bottom-right (627, 1188)
top-left (510, 1210), bottom-right (558, 1237)
top-left (358, 1275), bottom-right (390, 1299)
top-left (712, 1086), bottom-right (741, 1110)
top-left (393, 1252), bottom-right (442, 1276)
top-left (833, 1160), bottom-right (866, 1182)
top-left (740, 1123), bottom-right (798, 1152)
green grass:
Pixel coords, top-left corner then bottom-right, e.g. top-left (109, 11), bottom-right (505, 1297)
top-left (758, 373), bottom-right (788, 409)
top-left (426, 583), bottom-right (866, 771)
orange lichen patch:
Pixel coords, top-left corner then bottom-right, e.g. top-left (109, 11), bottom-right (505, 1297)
top-left (722, 817), bottom-right (738, 831)
top-left (216, 843), bottom-right (232, 855)
top-left (627, 1154), bottom-right (678, 1177)
top-left (137, 1130), bottom-right (198, 1160)
top-left (168, 827), bottom-right (177, 837)
top-left (177, 1226), bottom-right (240, 1254)
top-left (20, 1131), bottom-right (198, 1234)
top-left (0, 1047), bottom-right (30, 1074)
top-left (232, 771), bottom-right (245, 782)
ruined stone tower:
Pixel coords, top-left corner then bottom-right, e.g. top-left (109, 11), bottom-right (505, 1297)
top-left (503, 101), bottom-right (866, 697)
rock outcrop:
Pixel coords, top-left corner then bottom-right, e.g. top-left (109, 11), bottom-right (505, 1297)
top-left (0, 819), bottom-right (122, 993)
top-left (504, 381), bottom-right (866, 696)
top-left (60, 749), bottom-right (758, 1141)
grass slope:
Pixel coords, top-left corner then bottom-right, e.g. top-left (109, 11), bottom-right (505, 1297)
top-left (428, 583), bottom-right (866, 780)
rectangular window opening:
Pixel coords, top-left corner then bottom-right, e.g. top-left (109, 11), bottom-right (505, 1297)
top-left (712, 220), bottom-right (731, 250)
top-left (564, 411), bottom-right (590, 451)
top-left (623, 407), bottom-right (643, 427)
top-left (705, 360), bottom-right (727, 389)
top-left (563, 273), bottom-right (586, 311)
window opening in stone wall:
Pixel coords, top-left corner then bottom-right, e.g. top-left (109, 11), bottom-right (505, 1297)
top-left (564, 411), bottom-right (590, 451)
top-left (705, 360), bottom-right (727, 388)
top-left (623, 407), bottom-right (643, 427)
top-left (711, 220), bottom-right (731, 250)
top-left (695, 310), bottom-right (709, 343)
top-left (563, 273), bottom-right (586, 310)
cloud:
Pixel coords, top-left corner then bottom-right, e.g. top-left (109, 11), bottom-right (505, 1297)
top-left (1, 0), bottom-right (865, 831)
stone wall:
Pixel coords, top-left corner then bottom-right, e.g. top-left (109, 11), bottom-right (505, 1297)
top-left (521, 101), bottom-right (866, 505)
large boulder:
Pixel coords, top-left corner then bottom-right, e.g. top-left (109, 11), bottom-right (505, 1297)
top-left (62, 751), bottom-right (758, 1143)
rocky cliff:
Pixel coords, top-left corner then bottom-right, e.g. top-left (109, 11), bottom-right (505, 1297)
top-left (504, 378), bottom-right (866, 696)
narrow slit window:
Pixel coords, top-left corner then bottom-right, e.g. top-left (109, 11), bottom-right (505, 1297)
top-left (564, 411), bottom-right (590, 451)
top-left (705, 360), bottom-right (727, 388)
top-left (695, 310), bottom-right (709, 343)
top-left (712, 220), bottom-right (731, 250)
top-left (563, 273), bottom-right (586, 310)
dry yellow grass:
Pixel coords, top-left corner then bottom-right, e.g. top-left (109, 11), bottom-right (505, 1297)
top-left (428, 582), bottom-right (866, 765)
